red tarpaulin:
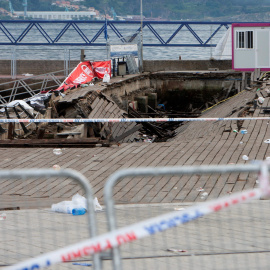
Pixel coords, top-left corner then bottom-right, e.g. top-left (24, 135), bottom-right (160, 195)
top-left (92, 60), bottom-right (111, 79)
top-left (63, 61), bottom-right (94, 86)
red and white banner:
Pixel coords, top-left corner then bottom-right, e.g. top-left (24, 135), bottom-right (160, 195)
top-left (52, 60), bottom-right (111, 92)
top-left (92, 60), bottom-right (111, 79)
top-left (63, 61), bottom-right (94, 86)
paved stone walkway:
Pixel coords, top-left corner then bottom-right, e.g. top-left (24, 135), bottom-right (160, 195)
top-left (1, 201), bottom-right (270, 269)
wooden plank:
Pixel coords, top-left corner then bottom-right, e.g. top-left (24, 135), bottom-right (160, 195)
top-left (2, 149), bottom-right (57, 197)
top-left (114, 124), bottom-right (142, 142)
top-left (102, 102), bottom-right (115, 117)
top-left (0, 138), bottom-right (108, 147)
top-left (89, 98), bottom-right (107, 118)
top-left (89, 94), bottom-right (100, 109)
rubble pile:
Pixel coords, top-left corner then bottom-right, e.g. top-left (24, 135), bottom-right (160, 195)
top-left (0, 82), bottom-right (184, 145)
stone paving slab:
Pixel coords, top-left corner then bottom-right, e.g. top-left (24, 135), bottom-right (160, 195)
top-left (1, 200), bottom-right (270, 269)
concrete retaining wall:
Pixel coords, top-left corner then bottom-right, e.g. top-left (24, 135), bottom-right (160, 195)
top-left (0, 60), bottom-right (79, 76)
top-left (0, 60), bottom-right (232, 76)
top-left (143, 60), bottom-right (232, 72)
top-left (149, 71), bottom-right (241, 110)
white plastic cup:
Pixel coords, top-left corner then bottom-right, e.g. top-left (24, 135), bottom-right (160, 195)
top-left (53, 148), bottom-right (62, 155)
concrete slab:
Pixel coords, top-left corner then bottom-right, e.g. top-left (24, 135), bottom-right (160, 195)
top-left (1, 201), bottom-right (270, 269)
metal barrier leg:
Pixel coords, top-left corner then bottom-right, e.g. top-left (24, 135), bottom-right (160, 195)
top-left (0, 168), bottom-right (102, 270)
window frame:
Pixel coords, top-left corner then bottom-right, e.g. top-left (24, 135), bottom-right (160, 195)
top-left (236, 30), bottom-right (254, 50)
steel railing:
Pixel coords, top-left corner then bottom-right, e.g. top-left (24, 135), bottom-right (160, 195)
top-left (0, 20), bottom-right (232, 47)
top-left (0, 68), bottom-right (75, 104)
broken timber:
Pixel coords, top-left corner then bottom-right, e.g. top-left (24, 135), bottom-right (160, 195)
top-left (0, 138), bottom-right (110, 148)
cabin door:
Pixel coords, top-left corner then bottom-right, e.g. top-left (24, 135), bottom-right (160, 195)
top-left (256, 29), bottom-right (270, 68)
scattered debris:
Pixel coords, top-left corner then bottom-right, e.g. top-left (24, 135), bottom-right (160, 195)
top-left (51, 193), bottom-right (102, 215)
top-left (0, 213), bottom-right (6, 220)
top-left (196, 187), bottom-right (204, 192)
top-left (264, 139), bottom-right (270, 144)
top-left (167, 248), bottom-right (187, 253)
top-left (174, 207), bottom-right (185, 211)
top-left (242, 155), bottom-right (249, 161)
top-left (0, 100), bottom-right (34, 115)
top-left (200, 191), bottom-right (208, 200)
top-left (53, 148), bottom-right (62, 155)
top-left (72, 263), bottom-right (92, 267)
top-left (258, 97), bottom-right (265, 104)
top-left (0, 60), bottom-right (260, 148)
top-left (53, 165), bottom-right (61, 170)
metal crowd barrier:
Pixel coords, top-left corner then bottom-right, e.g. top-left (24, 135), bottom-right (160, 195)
top-left (104, 164), bottom-right (270, 270)
top-left (0, 68), bottom-right (75, 104)
top-left (3, 163), bottom-right (270, 270)
top-left (0, 168), bottom-right (101, 270)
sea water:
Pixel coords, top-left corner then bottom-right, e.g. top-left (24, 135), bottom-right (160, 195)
top-left (0, 23), bottom-right (228, 60)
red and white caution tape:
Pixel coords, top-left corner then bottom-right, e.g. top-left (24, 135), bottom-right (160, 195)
top-left (4, 163), bottom-right (270, 270)
top-left (1, 117), bottom-right (270, 123)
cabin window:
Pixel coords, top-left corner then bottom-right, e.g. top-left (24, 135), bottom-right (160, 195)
top-left (236, 31), bottom-right (253, 49)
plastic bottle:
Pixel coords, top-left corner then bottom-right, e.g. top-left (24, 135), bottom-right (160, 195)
top-left (51, 201), bottom-right (73, 214)
top-left (0, 213), bottom-right (6, 220)
top-left (72, 208), bottom-right (86, 216)
top-left (240, 130), bottom-right (247, 134)
top-left (103, 71), bottom-right (110, 83)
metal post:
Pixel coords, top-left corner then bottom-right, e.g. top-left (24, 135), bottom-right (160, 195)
top-left (140, 0), bottom-right (144, 73)
top-left (64, 49), bottom-right (69, 77)
top-left (107, 42), bottom-right (110, 61)
top-left (11, 48), bottom-right (16, 79)
top-left (23, 0), bottom-right (27, 18)
top-left (69, 49), bottom-right (71, 73)
top-left (210, 25), bottom-right (213, 59)
top-left (80, 49), bottom-right (85, 62)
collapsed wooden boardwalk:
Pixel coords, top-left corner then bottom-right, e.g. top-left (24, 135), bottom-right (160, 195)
top-left (1, 83), bottom-right (270, 209)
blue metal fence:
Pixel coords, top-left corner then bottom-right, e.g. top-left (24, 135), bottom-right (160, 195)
top-left (0, 20), bottom-right (232, 47)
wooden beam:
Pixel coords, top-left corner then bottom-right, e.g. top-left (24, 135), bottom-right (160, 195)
top-left (0, 138), bottom-right (111, 148)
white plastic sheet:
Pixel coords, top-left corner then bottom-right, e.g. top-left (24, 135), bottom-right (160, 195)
top-left (51, 193), bottom-right (103, 214)
top-left (213, 27), bottom-right (232, 60)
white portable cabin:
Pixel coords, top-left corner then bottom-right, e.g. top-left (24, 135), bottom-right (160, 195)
top-left (232, 23), bottom-right (270, 71)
